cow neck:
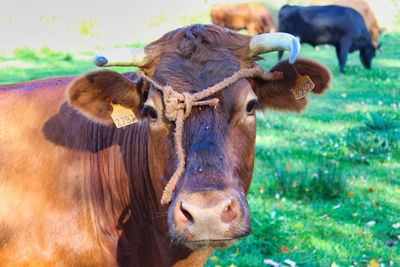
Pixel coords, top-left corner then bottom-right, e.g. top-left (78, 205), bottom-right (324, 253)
top-left (137, 64), bottom-right (282, 205)
top-left (81, 121), bottom-right (165, 263)
top-left (118, 122), bottom-right (160, 223)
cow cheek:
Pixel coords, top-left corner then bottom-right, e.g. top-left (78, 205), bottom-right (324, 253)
top-left (227, 117), bottom-right (257, 194)
top-left (147, 127), bottom-right (172, 200)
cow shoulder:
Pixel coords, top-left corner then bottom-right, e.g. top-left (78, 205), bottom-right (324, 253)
top-left (251, 58), bottom-right (331, 112)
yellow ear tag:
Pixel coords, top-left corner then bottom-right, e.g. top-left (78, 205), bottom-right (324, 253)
top-left (111, 103), bottom-right (137, 128)
top-left (292, 75), bottom-right (315, 99)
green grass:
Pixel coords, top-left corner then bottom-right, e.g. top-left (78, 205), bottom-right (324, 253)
top-left (0, 46), bottom-right (141, 84)
top-left (0, 30), bottom-right (399, 267)
top-left (207, 32), bottom-right (400, 267)
top-left (0, 47), bottom-right (93, 83)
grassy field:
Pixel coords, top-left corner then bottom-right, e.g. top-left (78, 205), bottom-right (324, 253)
top-left (206, 32), bottom-right (400, 267)
top-left (1, 30), bottom-right (399, 267)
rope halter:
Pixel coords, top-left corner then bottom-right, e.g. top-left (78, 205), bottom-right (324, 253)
top-left (138, 64), bottom-right (283, 205)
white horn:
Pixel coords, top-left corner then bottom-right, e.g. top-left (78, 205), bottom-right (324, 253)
top-left (93, 47), bottom-right (149, 67)
top-left (249, 32), bottom-right (301, 64)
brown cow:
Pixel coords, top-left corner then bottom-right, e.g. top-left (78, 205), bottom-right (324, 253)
top-left (211, 2), bottom-right (278, 35)
top-left (310, 0), bottom-right (384, 47)
top-left (0, 24), bottom-right (331, 266)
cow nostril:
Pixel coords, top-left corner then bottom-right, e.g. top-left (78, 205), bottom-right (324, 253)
top-left (179, 202), bottom-right (194, 225)
top-left (221, 198), bottom-right (239, 224)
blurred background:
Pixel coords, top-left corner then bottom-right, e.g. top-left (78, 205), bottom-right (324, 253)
top-left (0, 0), bottom-right (398, 53)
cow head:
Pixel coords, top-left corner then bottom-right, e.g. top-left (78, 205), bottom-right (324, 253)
top-left (360, 43), bottom-right (376, 69)
top-left (67, 24), bottom-right (331, 251)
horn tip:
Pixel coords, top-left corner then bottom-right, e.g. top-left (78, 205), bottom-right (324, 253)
top-left (288, 38), bottom-right (301, 64)
top-left (93, 56), bottom-right (108, 67)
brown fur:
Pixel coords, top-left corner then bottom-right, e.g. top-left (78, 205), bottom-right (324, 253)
top-left (250, 57), bottom-right (332, 112)
top-left (67, 70), bottom-right (146, 125)
top-left (211, 2), bottom-right (278, 35)
top-left (0, 24), bottom-right (331, 266)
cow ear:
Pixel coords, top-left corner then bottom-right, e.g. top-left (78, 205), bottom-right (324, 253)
top-left (251, 58), bottom-right (332, 112)
top-left (67, 69), bottom-right (147, 125)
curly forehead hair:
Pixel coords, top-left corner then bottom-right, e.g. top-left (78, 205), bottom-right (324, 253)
top-left (144, 24), bottom-right (255, 91)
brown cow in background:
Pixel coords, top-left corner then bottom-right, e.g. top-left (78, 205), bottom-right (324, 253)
top-left (211, 2), bottom-right (278, 35)
top-left (310, 0), bottom-right (384, 47)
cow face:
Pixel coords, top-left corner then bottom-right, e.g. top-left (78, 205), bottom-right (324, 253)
top-left (142, 48), bottom-right (257, 250)
top-left (67, 24), bottom-right (331, 252)
top-left (360, 43), bottom-right (376, 69)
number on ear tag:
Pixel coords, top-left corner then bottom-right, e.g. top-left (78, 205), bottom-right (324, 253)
top-left (292, 75), bottom-right (315, 99)
top-left (111, 103), bottom-right (137, 128)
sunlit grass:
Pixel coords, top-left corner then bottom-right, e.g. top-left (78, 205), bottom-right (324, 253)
top-left (206, 32), bottom-right (400, 266)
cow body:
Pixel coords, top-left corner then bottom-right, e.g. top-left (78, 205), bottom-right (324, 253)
top-left (310, 0), bottom-right (383, 47)
top-left (0, 76), bottom-right (207, 266)
top-left (278, 5), bottom-right (376, 74)
top-left (0, 24), bottom-right (331, 266)
top-left (211, 2), bottom-right (277, 35)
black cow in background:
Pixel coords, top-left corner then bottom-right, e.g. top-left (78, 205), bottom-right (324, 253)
top-left (278, 4), bottom-right (376, 74)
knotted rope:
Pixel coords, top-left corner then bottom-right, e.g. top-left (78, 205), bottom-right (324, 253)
top-left (137, 64), bottom-right (283, 205)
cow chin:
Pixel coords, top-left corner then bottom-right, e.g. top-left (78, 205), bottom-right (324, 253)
top-left (181, 228), bottom-right (251, 250)
top-left (185, 239), bottom-right (237, 250)
top-left (171, 225), bottom-right (251, 251)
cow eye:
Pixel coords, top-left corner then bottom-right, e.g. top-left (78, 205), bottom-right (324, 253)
top-left (143, 106), bottom-right (158, 122)
top-left (246, 99), bottom-right (260, 115)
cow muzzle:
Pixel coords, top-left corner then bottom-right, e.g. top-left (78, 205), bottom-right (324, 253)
top-left (168, 190), bottom-right (251, 250)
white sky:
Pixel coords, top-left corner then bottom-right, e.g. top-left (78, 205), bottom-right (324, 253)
top-left (0, 0), bottom-right (398, 52)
